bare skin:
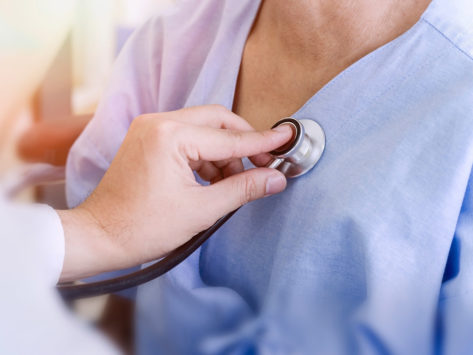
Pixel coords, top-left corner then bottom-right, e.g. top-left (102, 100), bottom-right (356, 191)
top-left (233, 0), bottom-right (432, 131)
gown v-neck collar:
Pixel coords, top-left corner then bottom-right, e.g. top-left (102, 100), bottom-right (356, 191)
top-left (218, 0), bottom-right (439, 141)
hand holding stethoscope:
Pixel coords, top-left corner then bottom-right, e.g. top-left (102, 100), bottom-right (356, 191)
top-left (57, 105), bottom-right (293, 283)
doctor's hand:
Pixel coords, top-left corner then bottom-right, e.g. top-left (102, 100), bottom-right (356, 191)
top-left (57, 105), bottom-right (292, 281)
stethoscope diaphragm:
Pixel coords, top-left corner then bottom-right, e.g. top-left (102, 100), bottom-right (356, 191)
top-left (268, 117), bottom-right (325, 178)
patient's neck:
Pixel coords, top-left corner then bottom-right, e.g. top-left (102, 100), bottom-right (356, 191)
top-left (255, 0), bottom-right (431, 67)
top-left (233, 0), bottom-right (431, 131)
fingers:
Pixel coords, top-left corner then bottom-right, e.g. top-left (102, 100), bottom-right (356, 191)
top-left (250, 152), bottom-right (274, 167)
top-left (192, 161), bottom-right (222, 182)
top-left (221, 159), bottom-right (244, 178)
top-left (136, 106), bottom-right (292, 165)
top-left (181, 124), bottom-right (293, 162)
top-left (191, 159), bottom-right (245, 183)
top-left (203, 168), bottom-right (287, 217)
top-left (145, 105), bottom-right (255, 132)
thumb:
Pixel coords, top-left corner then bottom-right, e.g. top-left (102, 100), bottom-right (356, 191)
top-left (204, 168), bottom-right (287, 217)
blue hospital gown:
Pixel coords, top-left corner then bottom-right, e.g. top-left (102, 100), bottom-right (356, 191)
top-left (66, 0), bottom-right (473, 353)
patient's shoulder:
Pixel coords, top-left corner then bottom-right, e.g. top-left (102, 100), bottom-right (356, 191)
top-left (422, 0), bottom-right (473, 60)
top-left (147, 0), bottom-right (254, 45)
top-left (118, 0), bottom-right (258, 111)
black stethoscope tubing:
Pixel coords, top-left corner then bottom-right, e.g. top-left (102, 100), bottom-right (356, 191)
top-left (58, 209), bottom-right (239, 300)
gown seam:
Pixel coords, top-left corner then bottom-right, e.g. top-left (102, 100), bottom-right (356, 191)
top-left (421, 18), bottom-right (473, 63)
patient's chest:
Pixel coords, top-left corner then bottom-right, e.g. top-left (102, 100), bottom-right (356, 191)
top-left (200, 94), bottom-right (470, 311)
top-left (232, 29), bottom-right (350, 132)
top-left (193, 19), bottom-right (473, 311)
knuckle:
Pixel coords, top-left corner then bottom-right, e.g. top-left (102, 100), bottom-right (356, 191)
top-left (151, 119), bottom-right (179, 139)
top-left (130, 114), bottom-right (149, 129)
top-left (131, 114), bottom-right (166, 132)
top-left (230, 131), bottom-right (244, 156)
top-left (241, 174), bottom-right (259, 205)
top-left (209, 104), bottom-right (229, 114)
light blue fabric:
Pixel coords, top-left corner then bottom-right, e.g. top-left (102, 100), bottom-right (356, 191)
top-left (66, 0), bottom-right (473, 353)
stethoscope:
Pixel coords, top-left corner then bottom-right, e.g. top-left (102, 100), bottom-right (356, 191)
top-left (58, 117), bottom-right (325, 300)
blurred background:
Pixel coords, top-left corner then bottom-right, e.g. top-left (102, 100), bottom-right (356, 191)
top-left (0, 1), bottom-right (177, 352)
top-left (0, 0), bottom-right (176, 207)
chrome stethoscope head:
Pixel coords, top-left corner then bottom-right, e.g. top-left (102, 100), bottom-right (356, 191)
top-left (267, 118), bottom-right (325, 178)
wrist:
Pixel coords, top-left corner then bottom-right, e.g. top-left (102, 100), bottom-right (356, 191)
top-left (57, 206), bottom-right (126, 282)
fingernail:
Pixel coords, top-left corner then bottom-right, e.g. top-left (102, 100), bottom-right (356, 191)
top-left (265, 173), bottom-right (286, 196)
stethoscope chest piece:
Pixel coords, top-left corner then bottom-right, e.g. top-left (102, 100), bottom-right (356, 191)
top-left (268, 118), bottom-right (325, 178)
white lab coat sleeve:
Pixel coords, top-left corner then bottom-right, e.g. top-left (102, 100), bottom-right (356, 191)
top-left (0, 199), bottom-right (120, 355)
